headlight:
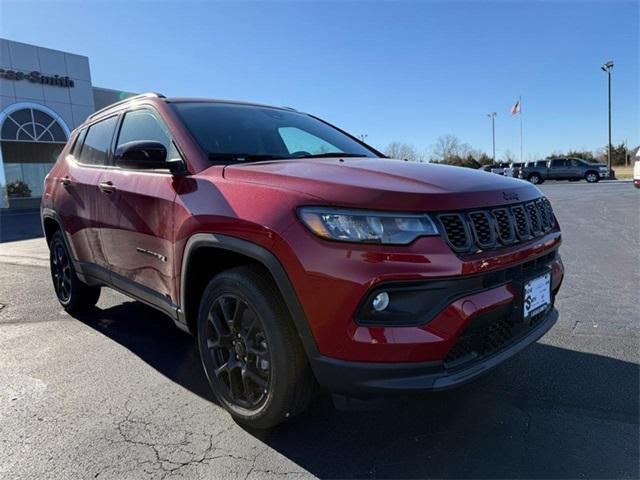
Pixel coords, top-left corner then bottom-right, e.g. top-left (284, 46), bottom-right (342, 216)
top-left (298, 207), bottom-right (439, 244)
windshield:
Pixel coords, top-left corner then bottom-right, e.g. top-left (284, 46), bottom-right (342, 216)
top-left (171, 102), bottom-right (378, 162)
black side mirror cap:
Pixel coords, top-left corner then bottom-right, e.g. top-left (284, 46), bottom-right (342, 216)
top-left (114, 140), bottom-right (188, 175)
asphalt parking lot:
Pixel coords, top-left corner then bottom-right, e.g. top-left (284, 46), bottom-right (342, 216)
top-left (0, 181), bottom-right (638, 479)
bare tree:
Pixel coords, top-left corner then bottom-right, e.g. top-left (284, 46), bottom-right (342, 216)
top-left (430, 134), bottom-right (472, 162)
top-left (384, 142), bottom-right (427, 162)
top-left (431, 134), bottom-right (459, 161)
top-left (501, 150), bottom-right (517, 162)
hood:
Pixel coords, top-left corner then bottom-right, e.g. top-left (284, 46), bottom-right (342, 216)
top-left (223, 157), bottom-right (543, 211)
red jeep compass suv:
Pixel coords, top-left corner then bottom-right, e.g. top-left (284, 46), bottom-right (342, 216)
top-left (42, 93), bottom-right (564, 428)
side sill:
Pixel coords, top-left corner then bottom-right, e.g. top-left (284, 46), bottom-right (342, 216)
top-left (74, 261), bottom-right (182, 325)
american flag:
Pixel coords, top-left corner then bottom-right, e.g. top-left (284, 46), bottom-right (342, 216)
top-left (511, 100), bottom-right (521, 116)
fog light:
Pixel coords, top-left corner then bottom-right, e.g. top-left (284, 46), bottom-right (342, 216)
top-left (372, 292), bottom-right (390, 312)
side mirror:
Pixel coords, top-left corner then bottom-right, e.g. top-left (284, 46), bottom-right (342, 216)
top-left (115, 141), bottom-right (186, 174)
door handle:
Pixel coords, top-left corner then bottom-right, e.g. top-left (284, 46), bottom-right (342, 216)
top-left (98, 181), bottom-right (116, 194)
top-left (60, 176), bottom-right (71, 186)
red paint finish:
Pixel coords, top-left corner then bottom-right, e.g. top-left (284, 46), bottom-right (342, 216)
top-left (43, 96), bottom-right (564, 368)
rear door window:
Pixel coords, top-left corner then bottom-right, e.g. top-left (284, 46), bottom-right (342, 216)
top-left (78, 116), bottom-right (118, 166)
top-left (550, 159), bottom-right (567, 168)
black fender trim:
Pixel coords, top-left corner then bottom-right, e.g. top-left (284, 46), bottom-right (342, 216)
top-left (180, 233), bottom-right (321, 359)
top-left (41, 208), bottom-right (65, 246)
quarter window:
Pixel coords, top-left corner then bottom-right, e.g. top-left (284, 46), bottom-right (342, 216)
top-left (72, 129), bottom-right (87, 157)
top-left (78, 116), bottom-right (118, 166)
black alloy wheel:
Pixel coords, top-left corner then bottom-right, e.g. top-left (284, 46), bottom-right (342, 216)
top-left (197, 266), bottom-right (315, 428)
top-left (48, 231), bottom-right (101, 312)
top-left (204, 294), bottom-right (271, 409)
top-left (51, 241), bottom-right (72, 303)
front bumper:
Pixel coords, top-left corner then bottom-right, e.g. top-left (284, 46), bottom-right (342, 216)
top-left (312, 307), bottom-right (558, 395)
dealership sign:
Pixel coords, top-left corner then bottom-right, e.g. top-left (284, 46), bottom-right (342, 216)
top-left (0, 69), bottom-right (75, 88)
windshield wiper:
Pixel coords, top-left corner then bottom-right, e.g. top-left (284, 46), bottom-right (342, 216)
top-left (295, 152), bottom-right (366, 159)
top-left (208, 153), bottom-right (287, 163)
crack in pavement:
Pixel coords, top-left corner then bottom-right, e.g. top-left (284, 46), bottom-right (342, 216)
top-left (98, 398), bottom-right (285, 480)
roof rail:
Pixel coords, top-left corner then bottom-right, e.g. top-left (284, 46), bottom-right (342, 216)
top-left (88, 92), bottom-right (166, 120)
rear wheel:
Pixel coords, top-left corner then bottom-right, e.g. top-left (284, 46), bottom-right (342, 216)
top-left (197, 266), bottom-right (314, 429)
top-left (49, 231), bottom-right (101, 312)
top-left (528, 173), bottom-right (542, 184)
top-left (585, 171), bottom-right (599, 183)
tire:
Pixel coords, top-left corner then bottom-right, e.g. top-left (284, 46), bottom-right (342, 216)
top-left (528, 173), bottom-right (542, 185)
top-left (49, 231), bottom-right (101, 312)
top-left (585, 171), bottom-right (600, 183)
top-left (197, 265), bottom-right (314, 429)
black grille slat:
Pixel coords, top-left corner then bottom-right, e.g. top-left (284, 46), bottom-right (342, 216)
top-left (536, 199), bottom-right (549, 231)
top-left (438, 214), bottom-right (471, 251)
top-left (510, 205), bottom-right (530, 240)
top-left (438, 197), bottom-right (555, 254)
top-left (541, 197), bottom-right (555, 230)
top-left (535, 198), bottom-right (551, 231)
top-left (492, 208), bottom-right (516, 244)
top-left (468, 211), bottom-right (495, 248)
top-left (525, 202), bottom-right (542, 235)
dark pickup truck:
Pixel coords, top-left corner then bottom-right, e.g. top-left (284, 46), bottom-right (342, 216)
top-left (519, 158), bottom-right (609, 184)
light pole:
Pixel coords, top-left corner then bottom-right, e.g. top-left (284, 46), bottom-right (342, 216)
top-left (487, 112), bottom-right (497, 162)
top-left (601, 60), bottom-right (614, 176)
top-left (358, 134), bottom-right (368, 143)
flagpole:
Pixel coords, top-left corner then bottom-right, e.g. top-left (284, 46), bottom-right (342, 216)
top-left (519, 95), bottom-right (523, 163)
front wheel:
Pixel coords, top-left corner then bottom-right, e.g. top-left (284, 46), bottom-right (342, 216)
top-left (585, 172), bottom-right (600, 183)
top-left (49, 231), bottom-right (101, 312)
top-left (197, 266), bottom-right (314, 429)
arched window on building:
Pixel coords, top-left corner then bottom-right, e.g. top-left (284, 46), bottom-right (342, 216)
top-left (0, 105), bottom-right (69, 204)
top-left (1, 108), bottom-right (68, 143)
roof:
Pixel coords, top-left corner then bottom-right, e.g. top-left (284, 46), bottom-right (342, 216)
top-left (88, 92), bottom-right (298, 122)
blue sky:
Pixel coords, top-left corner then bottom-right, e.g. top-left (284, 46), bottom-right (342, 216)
top-left (2, 1), bottom-right (637, 159)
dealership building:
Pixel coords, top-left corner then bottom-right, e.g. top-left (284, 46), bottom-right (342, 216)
top-left (0, 38), bottom-right (134, 209)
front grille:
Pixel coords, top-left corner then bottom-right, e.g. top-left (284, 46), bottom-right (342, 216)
top-left (445, 299), bottom-right (552, 368)
top-left (446, 318), bottom-right (513, 365)
top-left (437, 197), bottom-right (556, 254)
top-left (444, 256), bottom-right (556, 369)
